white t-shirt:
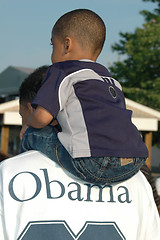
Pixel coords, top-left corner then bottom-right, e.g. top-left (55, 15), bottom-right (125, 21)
top-left (0, 151), bottom-right (159, 240)
top-left (155, 177), bottom-right (160, 196)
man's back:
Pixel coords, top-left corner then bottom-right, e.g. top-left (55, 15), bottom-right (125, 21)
top-left (0, 151), bottom-right (160, 240)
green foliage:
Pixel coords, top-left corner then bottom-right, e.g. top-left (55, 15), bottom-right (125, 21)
top-left (109, 0), bottom-right (160, 112)
top-left (122, 80), bottom-right (160, 111)
top-left (109, 0), bottom-right (160, 146)
top-left (141, 0), bottom-right (160, 22)
top-left (110, 23), bottom-right (160, 89)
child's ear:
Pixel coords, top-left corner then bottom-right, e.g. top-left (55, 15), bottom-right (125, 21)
top-left (64, 37), bottom-right (72, 53)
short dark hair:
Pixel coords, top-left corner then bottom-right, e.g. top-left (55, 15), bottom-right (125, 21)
top-left (19, 65), bottom-right (49, 104)
top-left (52, 9), bottom-right (106, 56)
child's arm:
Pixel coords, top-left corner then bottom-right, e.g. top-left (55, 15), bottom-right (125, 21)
top-left (26, 105), bottom-right (53, 128)
top-left (20, 105), bottom-right (53, 140)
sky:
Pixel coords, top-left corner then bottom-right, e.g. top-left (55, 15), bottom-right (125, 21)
top-left (0, 0), bottom-right (155, 73)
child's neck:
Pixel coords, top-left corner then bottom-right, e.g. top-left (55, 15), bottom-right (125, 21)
top-left (79, 59), bottom-right (94, 62)
top-left (66, 53), bottom-right (97, 62)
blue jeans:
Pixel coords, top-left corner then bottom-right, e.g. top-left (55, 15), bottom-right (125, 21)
top-left (20, 126), bottom-right (146, 184)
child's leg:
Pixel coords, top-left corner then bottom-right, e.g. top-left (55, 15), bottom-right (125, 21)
top-left (72, 156), bottom-right (146, 184)
top-left (20, 126), bottom-right (83, 177)
top-left (20, 126), bottom-right (59, 159)
top-left (21, 128), bottom-right (146, 184)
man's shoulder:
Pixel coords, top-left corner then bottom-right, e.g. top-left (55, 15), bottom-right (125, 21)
top-left (127, 171), bottom-right (154, 201)
top-left (0, 151), bottom-right (47, 170)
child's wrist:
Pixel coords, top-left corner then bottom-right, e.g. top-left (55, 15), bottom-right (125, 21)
top-left (49, 117), bottom-right (57, 125)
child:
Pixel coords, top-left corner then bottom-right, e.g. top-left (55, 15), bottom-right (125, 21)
top-left (20, 9), bottom-right (148, 184)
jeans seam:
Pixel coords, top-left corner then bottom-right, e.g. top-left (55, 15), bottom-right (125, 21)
top-left (20, 135), bottom-right (32, 153)
top-left (71, 159), bottom-right (87, 180)
top-left (55, 145), bottom-right (84, 178)
top-left (75, 158), bottom-right (145, 183)
top-left (97, 160), bottom-right (145, 182)
top-left (55, 144), bottom-right (67, 170)
top-left (75, 160), bottom-right (104, 182)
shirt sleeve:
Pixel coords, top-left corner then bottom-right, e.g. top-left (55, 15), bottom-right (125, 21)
top-left (145, 200), bottom-right (160, 240)
top-left (31, 64), bottom-right (65, 117)
top-left (141, 164), bottom-right (160, 209)
top-left (142, 174), bottom-right (160, 240)
top-left (0, 167), bottom-right (6, 240)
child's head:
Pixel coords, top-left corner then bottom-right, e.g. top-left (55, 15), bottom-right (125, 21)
top-left (51, 9), bottom-right (106, 63)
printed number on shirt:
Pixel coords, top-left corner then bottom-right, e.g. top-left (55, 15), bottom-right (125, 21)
top-left (18, 221), bottom-right (126, 240)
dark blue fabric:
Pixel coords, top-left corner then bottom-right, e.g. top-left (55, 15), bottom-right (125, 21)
top-left (31, 60), bottom-right (148, 158)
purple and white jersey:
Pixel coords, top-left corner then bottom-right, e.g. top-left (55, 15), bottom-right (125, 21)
top-left (32, 60), bottom-right (148, 158)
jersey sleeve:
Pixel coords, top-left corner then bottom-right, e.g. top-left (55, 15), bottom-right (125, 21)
top-left (31, 64), bottom-right (64, 117)
top-left (141, 174), bottom-right (160, 240)
top-left (145, 201), bottom-right (160, 240)
top-left (0, 167), bottom-right (6, 240)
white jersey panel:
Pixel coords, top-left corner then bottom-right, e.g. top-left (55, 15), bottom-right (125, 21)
top-left (57, 90), bottom-right (91, 157)
top-left (58, 69), bottom-right (105, 110)
top-left (57, 69), bottom-right (104, 157)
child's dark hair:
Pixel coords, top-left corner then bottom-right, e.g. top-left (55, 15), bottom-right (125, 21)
top-left (19, 65), bottom-right (49, 104)
top-left (52, 9), bottom-right (106, 56)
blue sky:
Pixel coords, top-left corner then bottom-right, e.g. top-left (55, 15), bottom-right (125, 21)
top-left (0, 0), bottom-right (155, 73)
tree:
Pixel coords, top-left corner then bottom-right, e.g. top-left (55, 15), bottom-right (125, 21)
top-left (109, 0), bottom-right (160, 111)
top-left (140, 0), bottom-right (160, 23)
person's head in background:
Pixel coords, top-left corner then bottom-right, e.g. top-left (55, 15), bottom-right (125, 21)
top-left (51, 9), bottom-right (106, 64)
top-left (19, 65), bottom-right (49, 127)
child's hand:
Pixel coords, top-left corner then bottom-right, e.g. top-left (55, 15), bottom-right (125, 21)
top-left (20, 124), bottom-right (29, 140)
top-left (50, 119), bottom-right (58, 126)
